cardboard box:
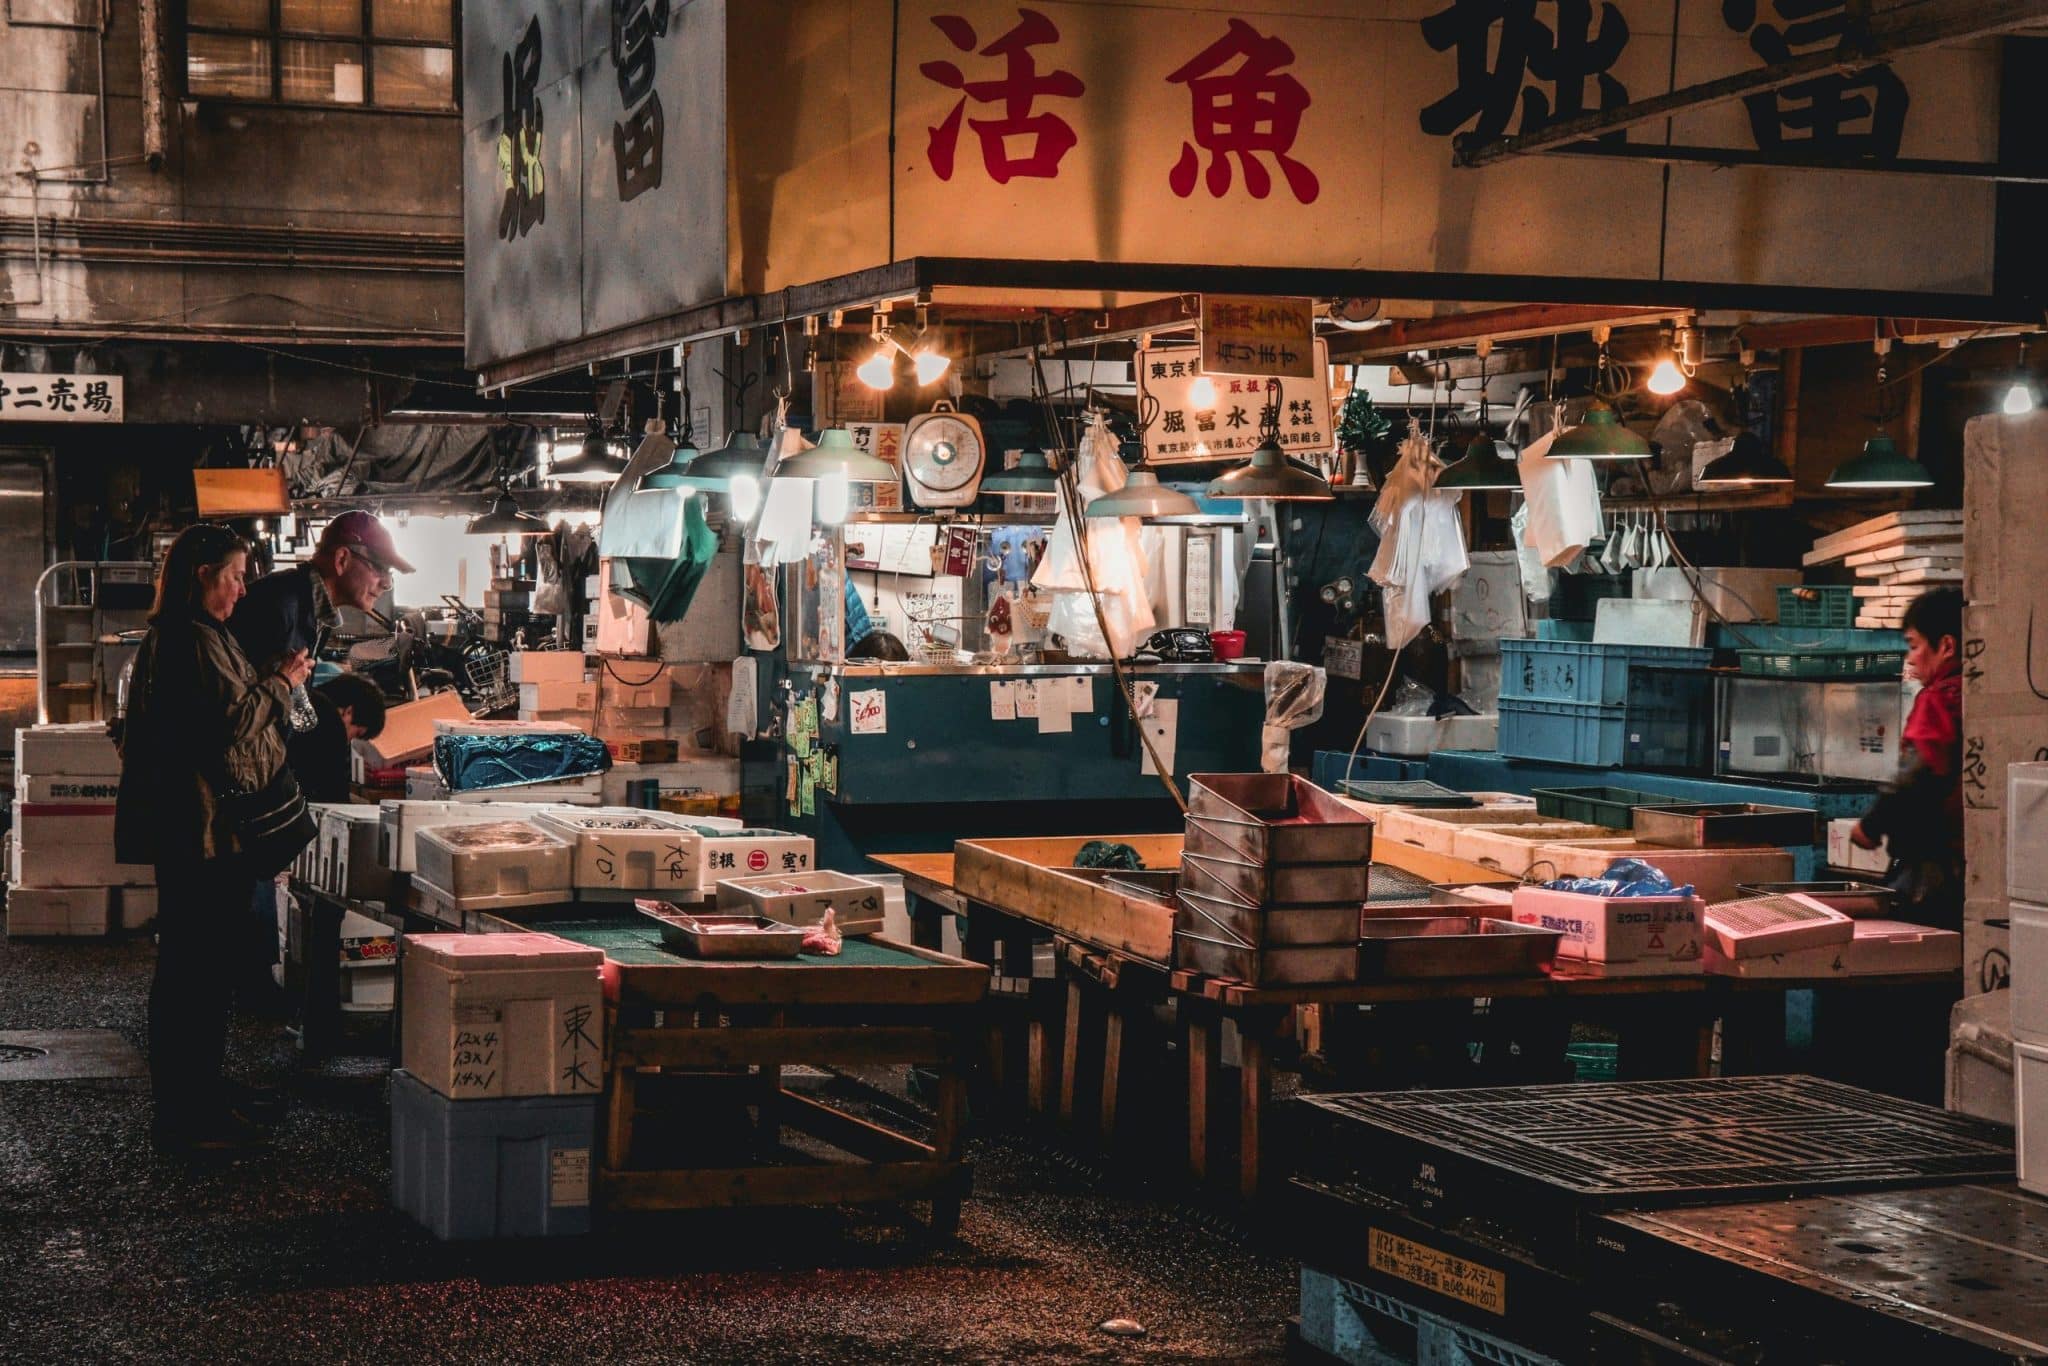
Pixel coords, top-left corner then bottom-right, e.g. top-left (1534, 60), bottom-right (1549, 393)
top-left (507, 651), bottom-right (587, 685)
top-left (414, 821), bottom-right (571, 906)
top-left (1511, 885), bottom-right (1704, 969)
top-left (714, 871), bottom-right (886, 936)
top-left (6, 885), bottom-right (113, 937)
top-left (16, 723), bottom-right (123, 777)
top-left (15, 773), bottom-right (121, 804)
top-left (433, 718), bottom-right (586, 738)
top-left (605, 737), bottom-right (679, 764)
top-left (400, 933), bottom-right (604, 1101)
top-left (594, 705), bottom-right (668, 733)
top-left (358, 691), bottom-right (471, 767)
top-left (535, 809), bottom-right (699, 893)
top-left (596, 671), bottom-right (674, 710)
top-left (518, 682), bottom-right (597, 714)
top-left (12, 804), bottom-right (153, 887)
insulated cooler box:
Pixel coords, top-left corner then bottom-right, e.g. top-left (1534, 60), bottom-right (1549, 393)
top-left (399, 932), bottom-right (603, 1100)
top-left (676, 828), bottom-right (814, 892)
top-left (390, 1069), bottom-right (595, 1240)
top-left (379, 799), bottom-right (552, 874)
top-left (535, 808), bottom-right (698, 894)
top-left (5, 886), bottom-right (113, 937)
top-left (412, 821), bottom-right (572, 912)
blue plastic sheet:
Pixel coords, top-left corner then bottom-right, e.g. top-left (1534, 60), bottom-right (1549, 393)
top-left (1541, 857), bottom-right (1696, 899)
top-left (433, 731), bottom-right (611, 792)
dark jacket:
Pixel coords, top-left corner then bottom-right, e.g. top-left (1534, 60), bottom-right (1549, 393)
top-left (114, 610), bottom-right (292, 866)
top-left (287, 690), bottom-right (354, 803)
top-left (230, 565), bottom-right (322, 675)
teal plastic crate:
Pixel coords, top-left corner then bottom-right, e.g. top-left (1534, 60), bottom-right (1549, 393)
top-left (1500, 639), bottom-right (1713, 708)
top-left (1737, 648), bottom-right (1905, 679)
top-left (1566, 1042), bottom-right (1620, 1082)
top-left (1534, 618), bottom-right (1595, 642)
top-left (1499, 697), bottom-right (1711, 770)
top-left (1776, 585), bottom-right (1856, 629)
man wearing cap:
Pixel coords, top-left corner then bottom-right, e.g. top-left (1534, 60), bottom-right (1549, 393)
top-left (228, 512), bottom-right (412, 1021)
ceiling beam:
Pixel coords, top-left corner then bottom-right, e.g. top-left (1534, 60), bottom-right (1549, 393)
top-left (1456, 0), bottom-right (2048, 167)
top-left (1733, 315), bottom-right (2034, 348)
top-left (1324, 304), bottom-right (1679, 360)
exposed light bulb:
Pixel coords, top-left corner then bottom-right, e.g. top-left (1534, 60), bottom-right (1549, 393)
top-left (1647, 358), bottom-right (1686, 395)
top-left (1189, 376), bottom-right (1218, 408)
top-left (856, 349), bottom-right (896, 390)
top-left (2004, 380), bottom-right (2036, 415)
top-left (729, 473), bottom-right (763, 523)
top-left (816, 472), bottom-right (851, 525)
top-left (912, 348), bottom-right (951, 385)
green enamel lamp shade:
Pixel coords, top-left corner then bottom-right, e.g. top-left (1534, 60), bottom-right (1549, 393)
top-left (466, 490), bottom-right (548, 536)
top-left (660, 431), bottom-right (768, 491)
top-left (1204, 438), bottom-right (1333, 501)
top-left (980, 450), bottom-right (1060, 494)
top-left (1550, 403), bottom-right (1652, 460)
top-left (637, 438), bottom-right (704, 490)
top-left (773, 426), bottom-right (898, 483)
top-left (1437, 431), bottom-right (1523, 493)
top-left (1696, 430), bottom-right (1793, 488)
top-left (1087, 470), bottom-right (1202, 517)
top-left (1826, 433), bottom-right (1933, 490)
top-left (549, 424), bottom-right (630, 481)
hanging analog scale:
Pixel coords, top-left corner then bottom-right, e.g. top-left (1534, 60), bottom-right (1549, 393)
top-left (902, 401), bottom-right (987, 509)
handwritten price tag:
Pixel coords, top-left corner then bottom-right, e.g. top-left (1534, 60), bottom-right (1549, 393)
top-left (849, 689), bottom-right (888, 735)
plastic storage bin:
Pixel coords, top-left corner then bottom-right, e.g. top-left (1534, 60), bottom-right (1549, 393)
top-left (1737, 648), bottom-right (1904, 679)
top-left (1500, 639), bottom-right (1712, 708)
top-left (390, 1068), bottom-right (596, 1240)
top-left (1776, 585), bottom-right (1856, 629)
top-left (1531, 786), bottom-right (1689, 828)
top-left (1498, 698), bottom-right (1711, 770)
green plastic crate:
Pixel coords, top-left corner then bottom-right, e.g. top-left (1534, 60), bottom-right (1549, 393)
top-left (1530, 785), bottom-right (1692, 829)
top-left (1737, 648), bottom-right (1905, 679)
top-left (1567, 1042), bottom-right (1620, 1082)
top-left (1775, 585), bottom-right (1856, 629)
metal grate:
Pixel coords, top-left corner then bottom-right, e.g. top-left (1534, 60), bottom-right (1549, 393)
top-left (1301, 1076), bottom-right (2015, 1207)
top-left (1365, 862), bottom-right (1436, 904)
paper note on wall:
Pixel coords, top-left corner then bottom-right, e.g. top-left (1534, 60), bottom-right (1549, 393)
top-left (1014, 681), bottom-right (1040, 719)
top-left (990, 681), bottom-right (1016, 721)
top-left (849, 689), bottom-right (888, 735)
top-left (1037, 702), bottom-right (1074, 735)
top-left (1141, 698), bottom-right (1180, 776)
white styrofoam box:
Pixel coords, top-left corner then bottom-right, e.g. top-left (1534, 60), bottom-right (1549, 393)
top-left (338, 906), bottom-right (397, 960)
top-left (16, 723), bottom-right (123, 777)
top-left (2013, 900), bottom-right (2048, 1045)
top-left (407, 766), bottom-right (449, 801)
top-left (400, 932), bottom-right (604, 1100)
top-left (339, 964), bottom-right (396, 1011)
top-left (1703, 940), bottom-right (1847, 979)
top-left (715, 871), bottom-right (886, 937)
top-left (1510, 886), bottom-right (1704, 969)
top-left (1703, 893), bottom-right (1853, 960)
top-left (1948, 989), bottom-right (2015, 1125)
top-left (1633, 567), bottom-right (1801, 623)
top-left (12, 805), bottom-right (152, 887)
top-left (595, 558), bottom-right (655, 657)
top-left (2010, 763), bottom-right (2048, 903)
top-left (414, 821), bottom-right (571, 907)
top-left (118, 885), bottom-right (158, 931)
top-left (867, 871), bottom-right (912, 942)
top-left (535, 809), bottom-right (699, 893)
top-left (380, 800), bottom-right (551, 874)
top-left (7, 885), bottom-right (114, 937)
top-left (679, 828), bottom-right (814, 890)
top-left (1845, 919), bottom-right (1961, 974)
top-left (596, 671), bottom-right (674, 710)
top-left (507, 651), bottom-right (587, 686)
top-left (1722, 678), bottom-right (1912, 783)
top-left (356, 690), bottom-right (471, 768)
top-left (518, 681), bottom-right (597, 714)
top-left (654, 542), bottom-right (742, 663)
top-left (1437, 713), bottom-right (1497, 752)
top-left (312, 804), bottom-right (391, 901)
top-left (450, 775), bottom-right (602, 806)
top-left (1593, 597), bottom-right (1706, 648)
top-left (599, 756), bottom-right (740, 808)
top-left (15, 773), bottom-right (121, 804)
top-left (1827, 818), bottom-right (1893, 875)
top-left (1365, 713), bottom-right (1438, 758)
top-left (433, 718), bottom-right (586, 738)
top-left (1449, 551), bottom-right (1525, 644)
top-left (1456, 651), bottom-right (1502, 710)
top-left (2019, 1039), bottom-right (2048, 1196)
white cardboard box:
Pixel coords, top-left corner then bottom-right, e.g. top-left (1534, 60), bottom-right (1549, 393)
top-left (535, 809), bottom-right (699, 893)
top-left (2013, 899), bottom-right (2048, 1045)
top-left (15, 773), bottom-right (121, 803)
top-left (414, 821), bottom-right (571, 904)
top-left (16, 723), bottom-right (123, 777)
top-left (2017, 1038), bottom-right (2048, 1197)
top-left (433, 718), bottom-right (585, 738)
top-left (7, 885), bottom-right (113, 937)
top-left (507, 651), bottom-right (587, 685)
top-left (2010, 763), bottom-right (2048, 904)
top-left (518, 681), bottom-right (597, 714)
top-left (12, 805), bottom-right (153, 887)
top-left (356, 690), bottom-right (471, 767)
top-left (400, 932), bottom-right (603, 1100)
top-left (1511, 886), bottom-right (1704, 969)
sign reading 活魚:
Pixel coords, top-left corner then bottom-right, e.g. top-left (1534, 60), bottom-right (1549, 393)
top-left (1201, 295), bottom-right (1315, 380)
top-left (1138, 339), bottom-right (1331, 467)
top-left (0, 373), bottom-right (121, 422)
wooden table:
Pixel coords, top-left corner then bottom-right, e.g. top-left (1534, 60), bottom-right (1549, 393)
top-left (494, 911), bottom-right (988, 1232)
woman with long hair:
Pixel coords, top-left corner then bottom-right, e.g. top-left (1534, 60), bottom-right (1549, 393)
top-left (114, 524), bottom-right (314, 1153)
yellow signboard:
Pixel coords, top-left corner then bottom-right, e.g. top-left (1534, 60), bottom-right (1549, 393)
top-left (1368, 1227), bottom-right (1508, 1316)
top-left (1200, 295), bottom-right (1316, 379)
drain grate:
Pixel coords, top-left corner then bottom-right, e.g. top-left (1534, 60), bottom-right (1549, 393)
top-left (0, 1030), bottom-right (143, 1082)
top-left (0, 1043), bottom-right (52, 1064)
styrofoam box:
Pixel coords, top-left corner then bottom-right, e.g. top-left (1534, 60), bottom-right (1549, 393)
top-left (1826, 818), bottom-right (1892, 876)
top-left (518, 681), bottom-right (596, 714)
top-left (356, 690), bottom-right (471, 767)
top-left (451, 775), bottom-right (602, 806)
top-left (600, 757), bottom-right (740, 807)
top-left (390, 1068), bottom-right (596, 1239)
top-left (1437, 714), bottom-right (1497, 752)
top-left (313, 804), bottom-right (391, 901)
top-left (1511, 885), bottom-right (1704, 968)
top-left (506, 651), bottom-right (587, 686)
top-left (1365, 713), bottom-right (1438, 757)
top-left (433, 718), bottom-right (586, 738)
top-left (535, 809), bottom-right (699, 892)
top-left (15, 773), bottom-right (120, 803)
top-left (2013, 899), bottom-right (2048, 1045)
top-left (13, 805), bottom-right (153, 887)
top-left (340, 965), bottom-right (396, 1011)
top-left (2010, 763), bottom-right (2048, 903)
top-left (1703, 893), bottom-right (1853, 960)
top-left (16, 723), bottom-right (123, 777)
top-left (400, 932), bottom-right (603, 1101)
top-left (1948, 989), bottom-right (2015, 1126)
top-left (1633, 567), bottom-right (1801, 623)
top-left (407, 766), bottom-right (449, 801)
top-left (118, 885), bottom-right (158, 931)
top-left (380, 800), bottom-right (552, 874)
top-left (714, 871), bottom-right (886, 936)
top-left (680, 829), bottom-right (814, 890)
top-left (7, 885), bottom-right (114, 937)
top-left (414, 822), bottom-right (571, 905)
top-left (2018, 1039), bottom-right (2048, 1197)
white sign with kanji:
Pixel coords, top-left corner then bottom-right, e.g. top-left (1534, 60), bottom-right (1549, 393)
top-left (0, 373), bottom-right (122, 423)
top-left (1137, 339), bottom-right (1331, 467)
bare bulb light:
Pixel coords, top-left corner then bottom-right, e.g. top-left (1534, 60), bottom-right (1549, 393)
top-left (856, 349), bottom-right (896, 390)
top-left (912, 348), bottom-right (951, 386)
top-left (1647, 358), bottom-right (1686, 395)
top-left (815, 472), bottom-right (852, 525)
top-left (1188, 376), bottom-right (1218, 408)
top-left (729, 473), bottom-right (763, 523)
top-left (2004, 380), bottom-right (2036, 415)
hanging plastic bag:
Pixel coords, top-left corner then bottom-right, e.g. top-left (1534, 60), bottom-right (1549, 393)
top-left (1033, 413), bottom-right (1155, 658)
top-left (1261, 661), bottom-right (1325, 773)
top-left (1369, 426), bottom-right (1467, 651)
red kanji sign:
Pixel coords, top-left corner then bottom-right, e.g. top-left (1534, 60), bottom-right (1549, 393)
top-left (919, 8), bottom-right (1086, 183)
top-left (1166, 18), bottom-right (1321, 203)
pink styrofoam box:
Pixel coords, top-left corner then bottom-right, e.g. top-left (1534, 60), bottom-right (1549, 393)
top-left (1702, 892), bottom-right (1853, 961)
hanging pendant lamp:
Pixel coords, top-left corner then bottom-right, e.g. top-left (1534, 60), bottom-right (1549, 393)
top-left (1550, 401), bottom-right (1653, 460)
top-left (980, 450), bottom-right (1061, 495)
top-left (773, 426), bottom-right (898, 483)
top-left (1087, 470), bottom-right (1202, 517)
top-left (466, 489), bottom-right (549, 536)
top-left (1826, 433), bottom-right (1932, 490)
top-left (549, 422), bottom-right (631, 482)
top-left (1205, 436), bottom-right (1333, 501)
top-left (1696, 430), bottom-right (1793, 488)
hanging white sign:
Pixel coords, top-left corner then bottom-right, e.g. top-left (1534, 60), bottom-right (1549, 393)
top-left (1137, 339), bottom-right (1331, 467)
top-left (0, 373), bottom-right (122, 423)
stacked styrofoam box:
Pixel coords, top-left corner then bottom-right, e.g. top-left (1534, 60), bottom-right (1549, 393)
top-left (393, 932), bottom-right (603, 1239)
top-left (7, 724), bottom-right (151, 938)
top-left (672, 826), bottom-right (814, 895)
top-left (380, 800), bottom-right (550, 874)
top-left (2009, 762), bottom-right (2048, 1193)
top-left (338, 906), bottom-right (398, 1010)
top-left (412, 821), bottom-right (572, 915)
top-left (533, 807), bottom-right (702, 898)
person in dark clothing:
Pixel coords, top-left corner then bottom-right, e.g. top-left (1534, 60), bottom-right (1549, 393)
top-left (287, 673), bottom-right (387, 803)
top-left (114, 524), bottom-right (314, 1153)
top-left (1853, 587), bottom-right (1964, 929)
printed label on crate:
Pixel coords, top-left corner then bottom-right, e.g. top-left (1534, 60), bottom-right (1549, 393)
top-left (1368, 1227), bottom-right (1507, 1315)
top-left (448, 1004), bottom-right (501, 1095)
top-left (550, 1147), bottom-right (592, 1207)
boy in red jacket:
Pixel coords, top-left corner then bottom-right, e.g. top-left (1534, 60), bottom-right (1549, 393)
top-left (1851, 587), bottom-right (1964, 929)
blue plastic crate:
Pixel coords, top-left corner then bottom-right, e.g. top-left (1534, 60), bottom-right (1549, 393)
top-left (1298, 1265), bottom-right (1566, 1366)
top-left (1534, 619), bottom-right (1595, 642)
top-left (1498, 697), bottom-right (1711, 770)
top-left (1500, 639), bottom-right (1712, 708)
top-left (390, 1069), bottom-right (597, 1240)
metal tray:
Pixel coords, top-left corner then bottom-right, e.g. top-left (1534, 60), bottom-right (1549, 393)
top-left (1338, 779), bottom-right (1478, 809)
top-left (1357, 916), bottom-right (1562, 978)
top-left (1173, 884), bottom-right (1361, 948)
top-left (1631, 803), bottom-right (1819, 849)
top-left (1428, 880), bottom-right (1521, 908)
top-left (1098, 868), bottom-right (1179, 902)
top-left (1181, 822), bottom-right (1371, 905)
top-left (1171, 929), bottom-right (1359, 986)
top-left (636, 905), bottom-right (807, 959)
top-left (1187, 772), bottom-right (1375, 866)
top-left (1734, 880), bottom-right (1898, 918)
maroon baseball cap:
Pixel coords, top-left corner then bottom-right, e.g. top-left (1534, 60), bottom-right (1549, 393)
top-left (318, 510), bottom-right (414, 574)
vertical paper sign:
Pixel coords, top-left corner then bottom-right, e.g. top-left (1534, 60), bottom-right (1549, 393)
top-left (1200, 296), bottom-right (1316, 378)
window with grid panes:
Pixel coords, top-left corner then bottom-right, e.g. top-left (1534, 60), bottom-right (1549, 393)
top-left (186, 0), bottom-right (456, 110)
